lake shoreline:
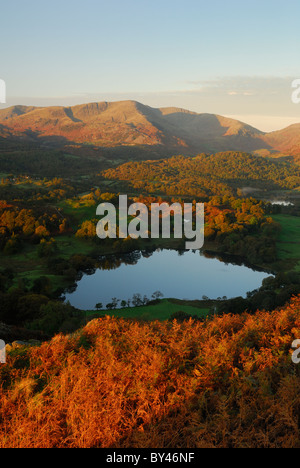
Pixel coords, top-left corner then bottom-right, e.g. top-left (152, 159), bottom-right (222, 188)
top-left (64, 246), bottom-right (272, 312)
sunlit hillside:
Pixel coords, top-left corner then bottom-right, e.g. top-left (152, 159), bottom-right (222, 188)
top-left (1, 101), bottom-right (300, 156)
top-left (1, 296), bottom-right (300, 448)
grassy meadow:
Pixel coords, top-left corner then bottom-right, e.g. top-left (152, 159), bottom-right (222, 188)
top-left (87, 299), bottom-right (211, 321)
top-left (272, 214), bottom-right (300, 271)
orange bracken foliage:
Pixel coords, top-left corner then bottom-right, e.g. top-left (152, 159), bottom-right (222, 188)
top-left (1, 296), bottom-right (300, 448)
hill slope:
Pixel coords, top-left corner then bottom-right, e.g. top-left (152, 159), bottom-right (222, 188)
top-left (264, 123), bottom-right (300, 155)
top-left (0, 100), bottom-right (299, 155)
top-left (1, 296), bottom-right (300, 448)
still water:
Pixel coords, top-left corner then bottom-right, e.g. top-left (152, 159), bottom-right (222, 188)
top-left (64, 249), bottom-right (271, 310)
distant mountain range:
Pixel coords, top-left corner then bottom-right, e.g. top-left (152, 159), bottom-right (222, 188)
top-left (0, 100), bottom-right (299, 157)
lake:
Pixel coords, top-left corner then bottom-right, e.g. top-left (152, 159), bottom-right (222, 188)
top-left (64, 249), bottom-right (271, 310)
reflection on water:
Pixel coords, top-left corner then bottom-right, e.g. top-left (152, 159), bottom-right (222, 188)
top-left (64, 249), bottom-right (271, 310)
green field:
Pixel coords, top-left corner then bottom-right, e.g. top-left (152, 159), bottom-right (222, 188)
top-left (272, 214), bottom-right (300, 271)
top-left (87, 299), bottom-right (211, 321)
top-left (58, 200), bottom-right (97, 229)
top-left (0, 234), bottom-right (97, 293)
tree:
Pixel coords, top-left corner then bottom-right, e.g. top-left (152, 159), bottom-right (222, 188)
top-left (17, 294), bottom-right (49, 322)
top-left (29, 301), bottom-right (84, 336)
top-left (35, 225), bottom-right (50, 238)
top-left (111, 298), bottom-right (120, 309)
top-left (75, 220), bottom-right (96, 239)
top-left (59, 219), bottom-right (69, 234)
top-left (142, 295), bottom-right (149, 305)
top-left (38, 238), bottom-right (57, 258)
top-left (132, 294), bottom-right (143, 307)
top-left (4, 238), bottom-right (20, 255)
top-left (169, 311), bottom-right (192, 322)
top-left (151, 291), bottom-right (164, 301)
top-left (31, 276), bottom-right (52, 296)
top-left (95, 303), bottom-right (103, 311)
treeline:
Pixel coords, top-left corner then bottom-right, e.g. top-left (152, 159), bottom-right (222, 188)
top-left (203, 196), bottom-right (280, 264)
top-left (0, 147), bottom-right (106, 178)
top-left (0, 176), bottom-right (76, 202)
top-left (103, 152), bottom-right (300, 196)
top-left (0, 201), bottom-right (69, 254)
top-left (74, 192), bottom-right (279, 264)
top-left (0, 255), bottom-right (94, 336)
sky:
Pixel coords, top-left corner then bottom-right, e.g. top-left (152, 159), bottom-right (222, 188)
top-left (0, 0), bottom-right (300, 131)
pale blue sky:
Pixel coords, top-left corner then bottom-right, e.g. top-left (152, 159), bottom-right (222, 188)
top-left (0, 0), bottom-right (300, 130)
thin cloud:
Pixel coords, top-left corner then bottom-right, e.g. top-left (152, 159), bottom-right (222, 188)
top-left (2, 76), bottom-right (299, 132)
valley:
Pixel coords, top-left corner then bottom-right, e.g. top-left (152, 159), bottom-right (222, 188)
top-left (1, 101), bottom-right (300, 449)
top-left (1, 136), bottom-right (300, 335)
top-left (2, 0), bottom-right (300, 450)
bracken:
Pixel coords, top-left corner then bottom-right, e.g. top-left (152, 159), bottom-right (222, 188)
top-left (0, 296), bottom-right (300, 448)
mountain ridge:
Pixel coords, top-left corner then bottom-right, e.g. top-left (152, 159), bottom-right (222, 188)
top-left (0, 100), bottom-right (299, 156)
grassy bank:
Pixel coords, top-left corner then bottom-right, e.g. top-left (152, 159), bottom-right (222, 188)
top-left (86, 298), bottom-right (211, 321)
top-left (272, 214), bottom-right (300, 271)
